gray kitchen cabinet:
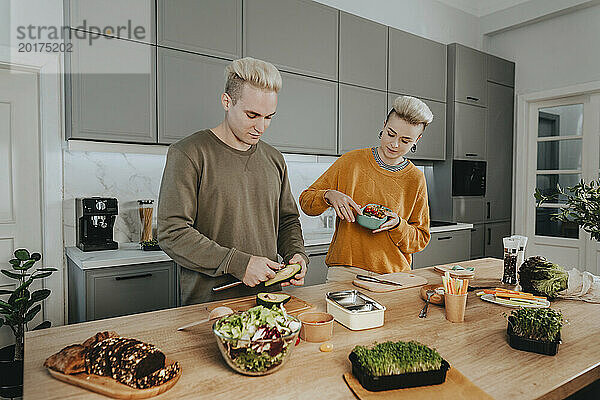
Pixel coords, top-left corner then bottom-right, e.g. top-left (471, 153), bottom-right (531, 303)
top-left (339, 84), bottom-right (387, 153)
top-left (485, 221), bottom-right (511, 259)
top-left (486, 83), bottom-right (514, 222)
top-left (487, 54), bottom-right (515, 88)
top-left (392, 95), bottom-right (446, 161)
top-left (65, 34), bottom-right (156, 143)
top-left (158, 48), bottom-right (229, 144)
top-left (339, 12), bottom-right (387, 91)
top-left (244, 0), bottom-right (338, 81)
top-left (68, 259), bottom-right (176, 323)
top-left (448, 43), bottom-right (487, 107)
top-left (470, 223), bottom-right (485, 259)
top-left (453, 197), bottom-right (485, 223)
top-left (389, 28), bottom-right (447, 103)
top-left (262, 72), bottom-right (337, 154)
top-left (305, 244), bottom-right (329, 286)
top-left (157, 0), bottom-right (242, 59)
top-left (452, 102), bottom-right (486, 160)
top-left (412, 230), bottom-right (471, 269)
top-left (64, 0), bottom-right (155, 44)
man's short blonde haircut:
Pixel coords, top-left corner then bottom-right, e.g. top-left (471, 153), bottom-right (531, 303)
top-left (387, 95), bottom-right (434, 130)
top-left (224, 57), bottom-right (282, 104)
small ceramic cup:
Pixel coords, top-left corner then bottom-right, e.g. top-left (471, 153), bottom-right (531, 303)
top-left (298, 312), bottom-right (334, 342)
top-left (444, 293), bottom-right (467, 323)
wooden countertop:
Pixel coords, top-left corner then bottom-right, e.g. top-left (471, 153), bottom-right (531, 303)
top-left (24, 258), bottom-right (600, 399)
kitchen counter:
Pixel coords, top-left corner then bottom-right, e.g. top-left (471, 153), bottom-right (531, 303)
top-left (66, 243), bottom-right (171, 270)
top-left (430, 222), bottom-right (472, 233)
top-left (66, 223), bottom-right (471, 270)
top-left (24, 258), bottom-right (600, 399)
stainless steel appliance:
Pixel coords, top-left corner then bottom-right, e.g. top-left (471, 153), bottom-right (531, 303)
top-left (76, 197), bottom-right (118, 251)
top-left (452, 160), bottom-right (486, 196)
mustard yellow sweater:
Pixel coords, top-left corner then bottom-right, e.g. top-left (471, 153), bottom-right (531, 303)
top-left (299, 148), bottom-right (430, 274)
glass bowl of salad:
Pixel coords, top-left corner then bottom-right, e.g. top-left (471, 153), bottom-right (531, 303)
top-left (357, 204), bottom-right (391, 230)
top-left (212, 305), bottom-right (302, 376)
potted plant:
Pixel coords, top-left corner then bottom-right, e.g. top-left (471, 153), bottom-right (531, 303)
top-left (535, 179), bottom-right (600, 241)
top-left (505, 308), bottom-right (565, 356)
top-left (0, 249), bottom-right (56, 397)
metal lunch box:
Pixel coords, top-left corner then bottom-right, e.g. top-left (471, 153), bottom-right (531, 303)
top-left (326, 290), bottom-right (386, 330)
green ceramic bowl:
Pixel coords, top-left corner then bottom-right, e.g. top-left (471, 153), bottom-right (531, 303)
top-left (356, 204), bottom-right (390, 230)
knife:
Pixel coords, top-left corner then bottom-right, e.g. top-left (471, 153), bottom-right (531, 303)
top-left (212, 280), bottom-right (242, 292)
top-left (356, 274), bottom-right (403, 287)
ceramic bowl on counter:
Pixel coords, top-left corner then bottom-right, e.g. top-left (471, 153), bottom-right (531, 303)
top-left (356, 204), bottom-right (390, 230)
top-left (326, 290), bottom-right (386, 330)
top-left (212, 312), bottom-right (301, 376)
top-left (298, 312), bottom-right (334, 342)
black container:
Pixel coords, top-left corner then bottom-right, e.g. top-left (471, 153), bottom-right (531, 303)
top-left (349, 353), bottom-right (450, 391)
top-left (0, 345), bottom-right (23, 398)
top-left (507, 317), bottom-right (561, 356)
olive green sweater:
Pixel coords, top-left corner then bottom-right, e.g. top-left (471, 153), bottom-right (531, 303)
top-left (157, 130), bottom-right (306, 305)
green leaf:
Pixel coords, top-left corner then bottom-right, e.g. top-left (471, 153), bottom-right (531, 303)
top-left (32, 272), bottom-right (52, 279)
top-left (36, 267), bottom-right (57, 272)
top-left (30, 253), bottom-right (41, 261)
top-left (14, 297), bottom-right (28, 307)
top-left (1, 269), bottom-right (24, 280)
top-left (0, 318), bottom-right (4, 328)
top-left (0, 300), bottom-right (15, 311)
top-left (9, 289), bottom-right (30, 306)
top-left (30, 289), bottom-right (50, 302)
top-left (9, 259), bottom-right (21, 267)
top-left (0, 289), bottom-right (13, 295)
top-left (15, 260), bottom-right (36, 271)
top-left (14, 249), bottom-right (30, 261)
top-left (33, 320), bottom-right (51, 330)
top-left (25, 304), bottom-right (41, 323)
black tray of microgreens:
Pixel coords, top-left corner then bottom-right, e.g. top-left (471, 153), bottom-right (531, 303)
top-left (506, 308), bottom-right (564, 356)
top-left (349, 341), bottom-right (449, 391)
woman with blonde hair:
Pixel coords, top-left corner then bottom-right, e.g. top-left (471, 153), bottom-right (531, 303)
top-left (299, 95), bottom-right (433, 281)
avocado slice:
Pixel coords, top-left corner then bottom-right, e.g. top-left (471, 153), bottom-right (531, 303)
top-left (264, 263), bottom-right (302, 287)
top-left (256, 292), bottom-right (291, 308)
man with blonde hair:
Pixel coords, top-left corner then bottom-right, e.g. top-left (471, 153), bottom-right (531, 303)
top-left (158, 57), bottom-right (308, 305)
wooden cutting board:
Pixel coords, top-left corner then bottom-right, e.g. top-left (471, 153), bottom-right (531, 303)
top-left (353, 272), bottom-right (427, 293)
top-left (343, 367), bottom-right (493, 400)
top-left (47, 359), bottom-right (181, 399)
top-left (216, 293), bottom-right (313, 315)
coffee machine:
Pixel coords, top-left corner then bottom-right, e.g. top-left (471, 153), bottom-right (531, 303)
top-left (76, 197), bottom-right (119, 251)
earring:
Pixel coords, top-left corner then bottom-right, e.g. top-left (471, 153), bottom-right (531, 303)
top-left (411, 144), bottom-right (417, 153)
top-left (378, 131), bottom-right (383, 139)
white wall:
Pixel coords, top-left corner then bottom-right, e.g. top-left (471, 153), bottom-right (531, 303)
top-left (484, 4), bottom-right (600, 95)
top-left (314, 0), bottom-right (482, 48)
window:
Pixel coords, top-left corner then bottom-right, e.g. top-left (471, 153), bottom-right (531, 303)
top-left (535, 104), bottom-right (583, 239)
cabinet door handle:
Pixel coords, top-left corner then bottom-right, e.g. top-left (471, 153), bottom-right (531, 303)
top-left (465, 153), bottom-right (479, 157)
top-left (470, 228), bottom-right (477, 232)
top-left (309, 252), bottom-right (328, 257)
top-left (487, 202), bottom-right (491, 219)
top-left (115, 273), bottom-right (152, 281)
top-left (466, 96), bottom-right (480, 102)
top-left (487, 229), bottom-right (491, 246)
top-left (438, 236), bottom-right (452, 241)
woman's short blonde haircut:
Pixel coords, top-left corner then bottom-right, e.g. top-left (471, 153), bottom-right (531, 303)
top-left (224, 57), bottom-right (282, 104)
top-left (387, 95), bottom-right (434, 130)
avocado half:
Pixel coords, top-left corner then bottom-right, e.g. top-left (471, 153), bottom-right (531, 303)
top-left (256, 292), bottom-right (291, 308)
top-left (264, 263), bottom-right (302, 287)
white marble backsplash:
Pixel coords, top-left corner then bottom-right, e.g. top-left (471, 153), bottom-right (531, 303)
top-left (63, 150), bottom-right (336, 247)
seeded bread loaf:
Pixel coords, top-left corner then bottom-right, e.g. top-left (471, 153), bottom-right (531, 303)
top-left (45, 332), bottom-right (179, 389)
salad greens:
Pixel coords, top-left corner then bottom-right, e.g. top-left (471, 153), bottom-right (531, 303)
top-left (214, 305), bottom-right (301, 373)
top-left (351, 341), bottom-right (443, 376)
top-left (519, 256), bottom-right (568, 299)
